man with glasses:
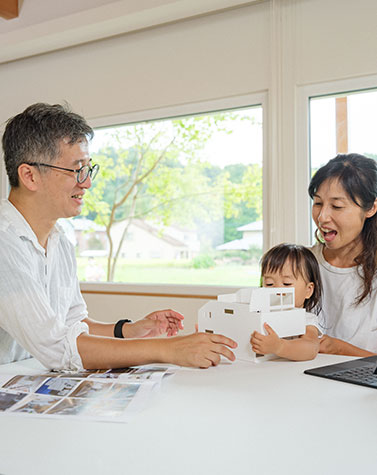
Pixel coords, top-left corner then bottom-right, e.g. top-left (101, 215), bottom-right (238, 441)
top-left (0, 103), bottom-right (236, 371)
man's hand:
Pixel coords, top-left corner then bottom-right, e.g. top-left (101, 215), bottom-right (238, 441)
top-left (165, 332), bottom-right (237, 368)
top-left (124, 309), bottom-right (184, 339)
top-left (250, 323), bottom-right (283, 355)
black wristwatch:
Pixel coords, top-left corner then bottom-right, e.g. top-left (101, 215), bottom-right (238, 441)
top-left (114, 319), bottom-right (132, 338)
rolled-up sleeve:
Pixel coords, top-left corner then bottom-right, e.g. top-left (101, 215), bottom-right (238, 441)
top-left (64, 320), bottom-right (90, 370)
top-left (0, 228), bottom-right (89, 370)
top-left (0, 267), bottom-right (88, 370)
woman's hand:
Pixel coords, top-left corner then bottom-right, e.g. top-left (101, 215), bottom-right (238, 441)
top-left (124, 309), bottom-right (184, 339)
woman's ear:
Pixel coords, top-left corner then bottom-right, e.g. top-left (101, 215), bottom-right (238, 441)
top-left (305, 282), bottom-right (314, 299)
top-left (365, 198), bottom-right (377, 218)
top-left (17, 164), bottom-right (40, 191)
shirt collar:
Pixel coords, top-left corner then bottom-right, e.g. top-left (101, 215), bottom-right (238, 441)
top-left (0, 199), bottom-right (61, 252)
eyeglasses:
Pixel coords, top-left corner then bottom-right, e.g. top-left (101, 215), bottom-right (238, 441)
top-left (27, 162), bottom-right (99, 184)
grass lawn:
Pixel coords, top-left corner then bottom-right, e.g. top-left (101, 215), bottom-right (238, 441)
top-left (77, 257), bottom-right (261, 286)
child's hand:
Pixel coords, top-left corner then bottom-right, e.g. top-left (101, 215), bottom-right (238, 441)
top-left (250, 323), bottom-right (283, 355)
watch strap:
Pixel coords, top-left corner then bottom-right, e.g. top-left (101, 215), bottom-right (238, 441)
top-left (114, 319), bottom-right (132, 338)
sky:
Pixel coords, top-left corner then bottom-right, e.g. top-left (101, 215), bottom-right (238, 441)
top-left (90, 106), bottom-right (263, 169)
top-left (310, 89), bottom-right (377, 169)
top-left (90, 89), bottom-right (377, 171)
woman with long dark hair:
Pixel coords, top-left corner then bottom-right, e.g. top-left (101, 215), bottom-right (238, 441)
top-left (309, 153), bottom-right (377, 356)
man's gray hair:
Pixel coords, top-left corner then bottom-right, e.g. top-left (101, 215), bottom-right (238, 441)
top-left (2, 102), bottom-right (94, 188)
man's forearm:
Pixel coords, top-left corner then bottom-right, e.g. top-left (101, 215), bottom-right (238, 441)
top-left (83, 317), bottom-right (134, 338)
top-left (76, 332), bottom-right (168, 369)
top-left (77, 331), bottom-right (237, 370)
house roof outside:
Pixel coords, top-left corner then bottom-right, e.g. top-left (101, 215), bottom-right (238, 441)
top-left (65, 217), bottom-right (200, 252)
top-left (112, 219), bottom-right (200, 251)
top-left (216, 238), bottom-right (253, 251)
top-left (216, 221), bottom-right (263, 251)
top-left (237, 220), bottom-right (263, 232)
top-left (130, 219), bottom-right (189, 248)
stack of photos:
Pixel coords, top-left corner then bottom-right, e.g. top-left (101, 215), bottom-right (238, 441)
top-left (0, 365), bottom-right (175, 422)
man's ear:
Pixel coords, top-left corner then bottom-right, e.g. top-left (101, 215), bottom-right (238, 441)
top-left (366, 198), bottom-right (377, 219)
top-left (17, 164), bottom-right (40, 191)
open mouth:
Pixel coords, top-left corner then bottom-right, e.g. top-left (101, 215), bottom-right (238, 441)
top-left (320, 228), bottom-right (337, 242)
top-left (71, 194), bottom-right (84, 204)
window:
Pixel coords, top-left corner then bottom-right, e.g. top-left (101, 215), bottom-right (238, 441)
top-left (310, 88), bottom-right (377, 172)
top-left (309, 87), bottom-right (377, 241)
top-left (74, 105), bottom-right (264, 286)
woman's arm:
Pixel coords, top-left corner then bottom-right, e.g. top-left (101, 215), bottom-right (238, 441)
top-left (250, 324), bottom-right (319, 361)
top-left (319, 335), bottom-right (375, 357)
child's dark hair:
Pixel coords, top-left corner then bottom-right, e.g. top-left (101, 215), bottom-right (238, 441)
top-left (260, 243), bottom-right (322, 314)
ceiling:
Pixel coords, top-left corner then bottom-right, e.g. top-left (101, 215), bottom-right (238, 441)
top-left (0, 0), bottom-right (263, 64)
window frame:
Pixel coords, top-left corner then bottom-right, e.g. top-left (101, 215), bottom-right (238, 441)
top-left (84, 92), bottom-right (268, 297)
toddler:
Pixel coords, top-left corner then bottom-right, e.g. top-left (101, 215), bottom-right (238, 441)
top-left (250, 243), bottom-right (322, 361)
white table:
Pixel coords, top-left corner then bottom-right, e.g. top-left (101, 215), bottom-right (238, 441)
top-left (0, 354), bottom-right (376, 475)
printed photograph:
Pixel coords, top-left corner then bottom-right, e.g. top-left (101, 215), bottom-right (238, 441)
top-left (69, 380), bottom-right (112, 399)
top-left (35, 377), bottom-right (79, 397)
top-left (122, 366), bottom-right (171, 381)
top-left (42, 370), bottom-right (94, 379)
top-left (46, 397), bottom-right (89, 416)
top-left (12, 394), bottom-right (61, 414)
top-left (2, 375), bottom-right (48, 393)
top-left (46, 397), bottom-right (128, 418)
top-left (105, 382), bottom-right (140, 400)
top-left (88, 368), bottom-right (129, 379)
top-left (0, 391), bottom-right (26, 411)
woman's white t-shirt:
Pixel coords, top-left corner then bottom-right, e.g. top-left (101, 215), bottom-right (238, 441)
top-left (311, 243), bottom-right (377, 352)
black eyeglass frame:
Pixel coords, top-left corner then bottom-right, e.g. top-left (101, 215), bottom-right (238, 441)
top-left (26, 162), bottom-right (99, 184)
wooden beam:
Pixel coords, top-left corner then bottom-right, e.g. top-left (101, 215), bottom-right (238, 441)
top-left (0, 0), bottom-right (18, 19)
top-left (336, 96), bottom-right (348, 154)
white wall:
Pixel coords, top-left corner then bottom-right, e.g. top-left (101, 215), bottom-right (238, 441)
top-left (80, 282), bottom-right (240, 334)
top-left (0, 3), bottom-right (269, 118)
top-left (1, 0), bottom-right (377, 326)
top-left (82, 292), bottom-right (210, 335)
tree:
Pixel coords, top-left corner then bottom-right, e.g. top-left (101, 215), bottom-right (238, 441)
top-left (83, 115), bottom-right (233, 280)
top-left (222, 163), bottom-right (262, 242)
top-left (81, 111), bottom-right (263, 281)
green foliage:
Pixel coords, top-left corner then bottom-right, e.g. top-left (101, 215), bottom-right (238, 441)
top-left (84, 111), bottom-right (263, 281)
top-left (191, 254), bottom-right (216, 269)
top-left (364, 152), bottom-right (377, 161)
top-left (215, 245), bottom-right (263, 264)
top-left (86, 234), bottom-right (105, 250)
top-left (76, 257), bottom-right (261, 286)
top-left (221, 163), bottom-right (261, 241)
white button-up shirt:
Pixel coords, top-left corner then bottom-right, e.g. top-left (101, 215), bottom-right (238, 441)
top-left (0, 199), bottom-right (89, 369)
